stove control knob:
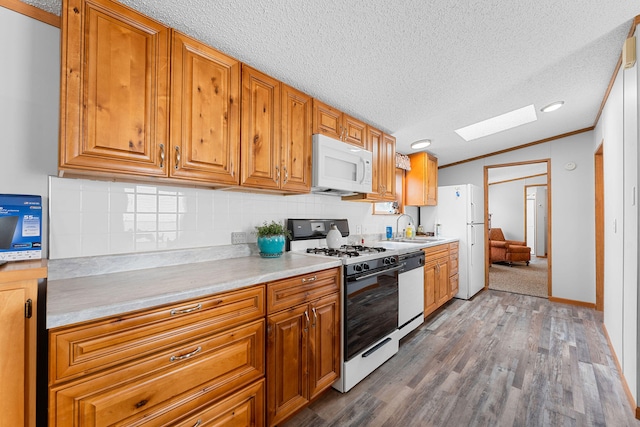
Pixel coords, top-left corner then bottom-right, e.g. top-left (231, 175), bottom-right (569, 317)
top-left (354, 264), bottom-right (363, 272)
top-left (363, 263), bottom-right (370, 270)
top-left (383, 257), bottom-right (391, 265)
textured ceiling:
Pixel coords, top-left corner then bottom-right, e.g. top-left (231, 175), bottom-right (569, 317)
top-left (22, 0), bottom-right (640, 165)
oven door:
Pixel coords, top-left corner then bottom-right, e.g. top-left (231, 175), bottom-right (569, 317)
top-left (344, 267), bottom-right (399, 361)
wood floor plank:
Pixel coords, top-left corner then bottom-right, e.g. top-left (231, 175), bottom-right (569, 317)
top-left (282, 290), bottom-right (640, 427)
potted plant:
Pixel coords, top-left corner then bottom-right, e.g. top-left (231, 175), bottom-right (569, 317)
top-left (255, 220), bottom-right (292, 258)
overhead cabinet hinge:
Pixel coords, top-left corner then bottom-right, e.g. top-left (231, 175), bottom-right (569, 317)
top-left (25, 299), bottom-right (32, 318)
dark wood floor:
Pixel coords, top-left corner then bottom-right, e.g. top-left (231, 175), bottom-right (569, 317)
top-left (283, 289), bottom-right (639, 427)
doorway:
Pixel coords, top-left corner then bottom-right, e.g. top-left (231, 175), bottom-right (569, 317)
top-left (484, 160), bottom-right (551, 298)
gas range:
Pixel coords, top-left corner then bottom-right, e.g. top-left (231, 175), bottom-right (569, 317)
top-left (287, 219), bottom-right (399, 265)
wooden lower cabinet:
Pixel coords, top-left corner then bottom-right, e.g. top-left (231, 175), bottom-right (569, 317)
top-left (0, 261), bottom-right (46, 427)
top-left (266, 268), bottom-right (340, 426)
top-left (423, 243), bottom-right (457, 317)
top-left (49, 286), bottom-right (266, 426)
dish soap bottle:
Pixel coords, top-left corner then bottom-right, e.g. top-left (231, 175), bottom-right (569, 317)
top-left (405, 222), bottom-right (414, 239)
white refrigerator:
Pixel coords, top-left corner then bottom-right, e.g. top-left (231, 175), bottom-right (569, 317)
top-left (435, 184), bottom-right (485, 300)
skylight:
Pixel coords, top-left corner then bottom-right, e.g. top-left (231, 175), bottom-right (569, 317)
top-left (454, 105), bottom-right (538, 142)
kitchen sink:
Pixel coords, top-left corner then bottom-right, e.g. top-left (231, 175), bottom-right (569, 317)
top-left (374, 240), bottom-right (425, 250)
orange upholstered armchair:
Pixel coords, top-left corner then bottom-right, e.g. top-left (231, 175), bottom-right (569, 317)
top-left (489, 227), bottom-right (531, 266)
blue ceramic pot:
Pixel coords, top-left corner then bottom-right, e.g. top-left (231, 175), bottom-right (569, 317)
top-left (257, 235), bottom-right (285, 258)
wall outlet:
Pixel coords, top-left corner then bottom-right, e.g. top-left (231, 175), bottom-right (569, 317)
top-left (231, 232), bottom-right (247, 244)
top-left (355, 225), bottom-right (362, 235)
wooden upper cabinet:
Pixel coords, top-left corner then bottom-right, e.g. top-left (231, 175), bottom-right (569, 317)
top-left (169, 31), bottom-right (240, 185)
top-left (342, 114), bottom-right (367, 148)
top-left (241, 65), bottom-right (282, 190)
top-left (281, 84), bottom-right (312, 193)
top-left (342, 128), bottom-right (396, 202)
top-left (312, 99), bottom-right (366, 149)
top-left (405, 151), bottom-right (438, 206)
top-left (379, 134), bottom-right (397, 201)
top-left (59, 0), bottom-right (170, 177)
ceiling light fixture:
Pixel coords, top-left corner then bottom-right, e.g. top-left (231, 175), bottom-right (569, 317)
top-left (540, 101), bottom-right (565, 113)
top-left (454, 104), bottom-right (538, 142)
top-left (411, 139), bottom-right (431, 149)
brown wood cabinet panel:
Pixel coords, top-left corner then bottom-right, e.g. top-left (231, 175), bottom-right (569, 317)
top-left (170, 30), bottom-right (240, 184)
top-left (267, 304), bottom-right (309, 426)
top-left (342, 114), bottom-right (367, 148)
top-left (0, 279), bottom-right (37, 427)
top-left (423, 259), bottom-right (438, 317)
top-left (379, 134), bottom-right (397, 200)
top-left (50, 286), bottom-right (264, 384)
top-left (405, 152), bottom-right (438, 206)
top-left (312, 99), bottom-right (342, 140)
top-left (241, 65), bottom-right (281, 190)
top-left (450, 273), bottom-right (459, 299)
top-left (423, 243), bottom-right (453, 317)
top-left (173, 379), bottom-right (265, 427)
top-left (281, 84), bottom-right (312, 193)
top-left (59, 0), bottom-right (170, 177)
top-left (267, 267), bottom-right (340, 314)
top-left (309, 293), bottom-right (340, 400)
top-left (50, 319), bottom-right (265, 427)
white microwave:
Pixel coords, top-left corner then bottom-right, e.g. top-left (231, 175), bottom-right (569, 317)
top-left (311, 134), bottom-right (373, 196)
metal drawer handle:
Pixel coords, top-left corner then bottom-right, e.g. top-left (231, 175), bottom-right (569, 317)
top-left (304, 310), bottom-right (310, 331)
top-left (192, 420), bottom-right (202, 427)
top-left (301, 275), bottom-right (317, 283)
top-left (312, 307), bottom-right (317, 327)
top-left (170, 346), bottom-right (202, 362)
top-left (175, 146), bottom-right (181, 170)
top-left (159, 143), bottom-right (165, 168)
top-left (170, 303), bottom-right (202, 316)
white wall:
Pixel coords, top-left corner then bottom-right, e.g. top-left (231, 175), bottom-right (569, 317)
top-left (0, 7), bottom-right (60, 257)
top-left (437, 131), bottom-right (596, 303)
top-left (592, 27), bottom-right (639, 404)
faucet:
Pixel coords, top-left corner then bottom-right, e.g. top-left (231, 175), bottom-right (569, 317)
top-left (396, 213), bottom-right (414, 238)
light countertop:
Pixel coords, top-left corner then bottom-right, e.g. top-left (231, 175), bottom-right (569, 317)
top-left (46, 253), bottom-right (341, 329)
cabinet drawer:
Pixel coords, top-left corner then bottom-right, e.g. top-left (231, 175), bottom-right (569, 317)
top-left (50, 319), bottom-right (265, 427)
top-left (449, 252), bottom-right (459, 276)
top-left (50, 285), bottom-right (264, 383)
top-left (423, 244), bottom-right (449, 260)
top-left (267, 268), bottom-right (340, 314)
top-left (173, 379), bottom-right (265, 427)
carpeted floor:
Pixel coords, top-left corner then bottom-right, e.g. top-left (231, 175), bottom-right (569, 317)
top-left (488, 257), bottom-right (548, 298)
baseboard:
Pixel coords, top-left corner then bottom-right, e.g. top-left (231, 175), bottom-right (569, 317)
top-left (548, 296), bottom-right (596, 309)
top-left (602, 324), bottom-right (639, 419)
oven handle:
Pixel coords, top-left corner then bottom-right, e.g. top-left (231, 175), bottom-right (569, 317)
top-left (352, 263), bottom-right (404, 281)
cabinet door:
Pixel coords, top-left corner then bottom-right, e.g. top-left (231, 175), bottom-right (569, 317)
top-left (343, 114), bottom-right (367, 148)
top-left (312, 99), bottom-right (342, 140)
top-left (170, 31), bottom-right (240, 185)
top-left (368, 127), bottom-right (383, 197)
top-left (267, 304), bottom-right (309, 426)
top-left (450, 274), bottom-right (459, 299)
top-left (436, 258), bottom-right (450, 307)
top-left (309, 293), bottom-right (340, 400)
top-left (0, 280), bottom-right (36, 427)
top-left (59, 0), bottom-right (170, 177)
top-left (426, 153), bottom-right (438, 205)
top-left (380, 134), bottom-right (397, 200)
top-left (405, 152), bottom-right (427, 206)
top-left (281, 84), bottom-right (312, 193)
top-left (423, 259), bottom-right (438, 317)
top-left (241, 65), bottom-right (282, 189)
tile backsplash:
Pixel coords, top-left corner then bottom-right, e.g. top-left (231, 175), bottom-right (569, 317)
top-left (49, 177), bottom-right (401, 259)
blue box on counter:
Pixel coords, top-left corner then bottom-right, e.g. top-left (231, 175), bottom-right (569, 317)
top-left (0, 194), bottom-right (42, 261)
